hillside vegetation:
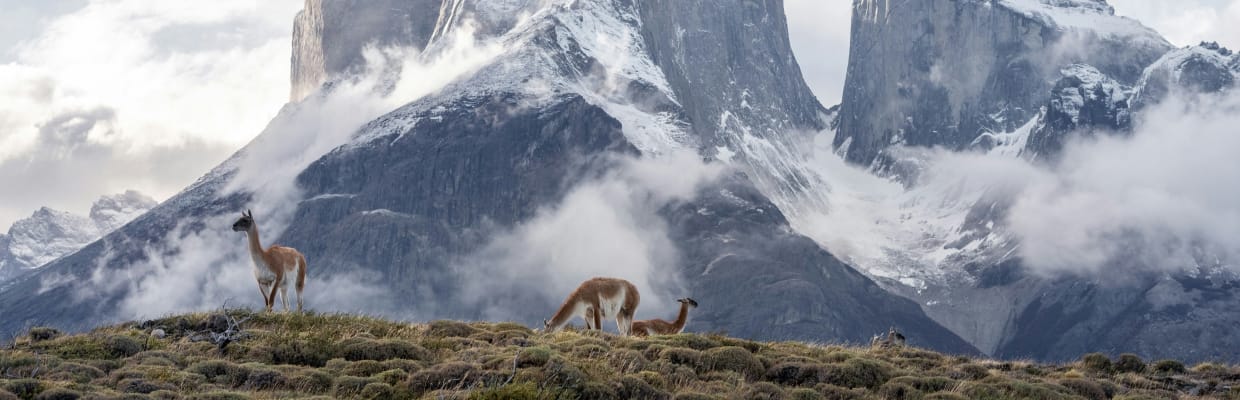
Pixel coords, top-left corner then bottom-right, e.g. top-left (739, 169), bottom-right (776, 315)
top-left (0, 311), bottom-right (1236, 399)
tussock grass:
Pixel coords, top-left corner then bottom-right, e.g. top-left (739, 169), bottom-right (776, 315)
top-left (0, 310), bottom-right (1236, 399)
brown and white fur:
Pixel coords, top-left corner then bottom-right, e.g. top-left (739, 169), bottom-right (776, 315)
top-left (232, 210), bottom-right (307, 312)
top-left (631, 298), bottom-right (697, 337)
top-left (543, 277), bottom-right (639, 335)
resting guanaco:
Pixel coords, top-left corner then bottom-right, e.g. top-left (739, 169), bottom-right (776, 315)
top-left (232, 210), bottom-right (307, 312)
top-left (543, 277), bottom-right (639, 335)
top-left (631, 297), bottom-right (697, 337)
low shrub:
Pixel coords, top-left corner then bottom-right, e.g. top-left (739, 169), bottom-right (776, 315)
top-left (1060, 378), bottom-right (1107, 400)
top-left (1080, 353), bottom-right (1112, 373)
top-left (814, 384), bottom-right (867, 400)
top-left (876, 381), bottom-right (921, 400)
top-left (332, 376), bottom-right (373, 398)
top-left (266, 339), bottom-right (333, 367)
top-left (288, 369), bottom-right (334, 393)
top-left (187, 391), bottom-right (250, 400)
top-left (823, 358), bottom-right (896, 390)
top-left (516, 346), bottom-right (553, 367)
top-left (742, 382), bottom-right (785, 400)
top-left (374, 368), bottom-right (409, 386)
top-left (767, 362), bottom-right (831, 386)
top-left (186, 360), bottom-right (250, 388)
top-left (960, 379), bottom-right (1076, 400)
top-left (609, 349), bottom-right (648, 374)
top-left (656, 335), bottom-right (721, 351)
top-left (888, 376), bottom-right (954, 393)
top-left (118, 378), bottom-right (175, 394)
top-left (957, 363), bottom-right (989, 380)
top-left (1116, 356), bottom-right (1140, 373)
top-left (660, 348), bottom-right (703, 369)
top-left (468, 382), bottom-right (544, 400)
top-left (3, 379), bottom-right (45, 399)
top-left (1191, 362), bottom-right (1228, 375)
top-left (923, 393), bottom-right (968, 400)
top-left (360, 382), bottom-right (394, 398)
top-left (703, 347), bottom-right (764, 380)
top-left (46, 362), bottom-right (105, 384)
top-left (31, 388), bottom-right (80, 400)
top-left (426, 321), bottom-right (481, 338)
top-left (614, 375), bottom-right (670, 400)
top-left (405, 362), bottom-right (477, 393)
top-left (339, 338), bottom-right (429, 362)
top-left (1151, 359), bottom-right (1186, 374)
top-left (579, 381), bottom-right (619, 400)
top-left (787, 387), bottom-right (824, 400)
top-left (27, 328), bottom-right (62, 343)
top-left (241, 368), bottom-right (288, 391)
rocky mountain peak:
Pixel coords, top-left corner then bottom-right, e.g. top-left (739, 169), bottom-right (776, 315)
top-left (0, 191), bottom-right (157, 282)
top-left (90, 190), bottom-right (158, 233)
top-left (837, 0), bottom-right (1170, 166)
top-left (1131, 42), bottom-right (1239, 108)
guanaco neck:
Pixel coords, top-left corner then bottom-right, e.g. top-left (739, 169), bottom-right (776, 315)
top-left (246, 225), bottom-right (268, 266)
top-left (546, 299), bottom-right (578, 330)
top-left (670, 302), bottom-right (691, 333)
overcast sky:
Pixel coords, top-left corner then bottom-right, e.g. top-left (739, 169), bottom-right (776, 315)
top-left (0, 0), bottom-right (1237, 228)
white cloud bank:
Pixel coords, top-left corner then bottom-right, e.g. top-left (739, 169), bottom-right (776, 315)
top-left (457, 151), bottom-right (725, 329)
top-left (0, 0), bottom-right (302, 228)
top-left (1008, 92), bottom-right (1240, 275)
top-left (796, 90), bottom-right (1240, 282)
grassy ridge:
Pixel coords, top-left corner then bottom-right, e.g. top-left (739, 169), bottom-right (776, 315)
top-left (0, 311), bottom-right (1236, 399)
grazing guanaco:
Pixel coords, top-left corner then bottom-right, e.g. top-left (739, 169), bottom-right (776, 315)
top-left (631, 297), bottom-right (698, 337)
top-left (543, 277), bottom-right (640, 335)
top-left (232, 210), bottom-right (307, 312)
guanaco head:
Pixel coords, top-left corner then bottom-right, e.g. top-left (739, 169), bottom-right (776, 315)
top-left (542, 319), bottom-right (551, 331)
top-left (677, 298), bottom-right (699, 308)
top-left (232, 210), bottom-right (254, 232)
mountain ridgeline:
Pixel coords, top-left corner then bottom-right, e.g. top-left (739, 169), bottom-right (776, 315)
top-left (0, 0), bottom-right (974, 355)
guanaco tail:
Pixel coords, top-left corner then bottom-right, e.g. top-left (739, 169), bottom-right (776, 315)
top-left (232, 210), bottom-right (307, 312)
top-left (543, 277), bottom-right (640, 336)
top-left (631, 297), bottom-right (698, 337)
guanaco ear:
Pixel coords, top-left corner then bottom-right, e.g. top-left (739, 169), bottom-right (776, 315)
top-left (246, 209), bottom-right (253, 218)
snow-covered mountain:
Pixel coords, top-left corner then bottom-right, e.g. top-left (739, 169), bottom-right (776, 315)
top-left (835, 0), bottom-right (1169, 167)
top-left (799, 0), bottom-right (1240, 362)
top-left (0, 191), bottom-right (156, 282)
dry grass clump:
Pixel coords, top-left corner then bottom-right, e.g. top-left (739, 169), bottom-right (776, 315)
top-left (0, 310), bottom-right (1236, 399)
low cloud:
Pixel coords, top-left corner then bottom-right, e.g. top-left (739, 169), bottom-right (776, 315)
top-left (0, 0), bottom-right (302, 227)
top-left (1007, 91), bottom-right (1240, 276)
top-left (456, 151), bottom-right (725, 330)
top-left (0, 106), bottom-right (234, 228)
top-left (795, 90), bottom-right (1240, 281)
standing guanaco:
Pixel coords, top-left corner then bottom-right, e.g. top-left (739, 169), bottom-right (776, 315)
top-left (232, 210), bottom-right (307, 312)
